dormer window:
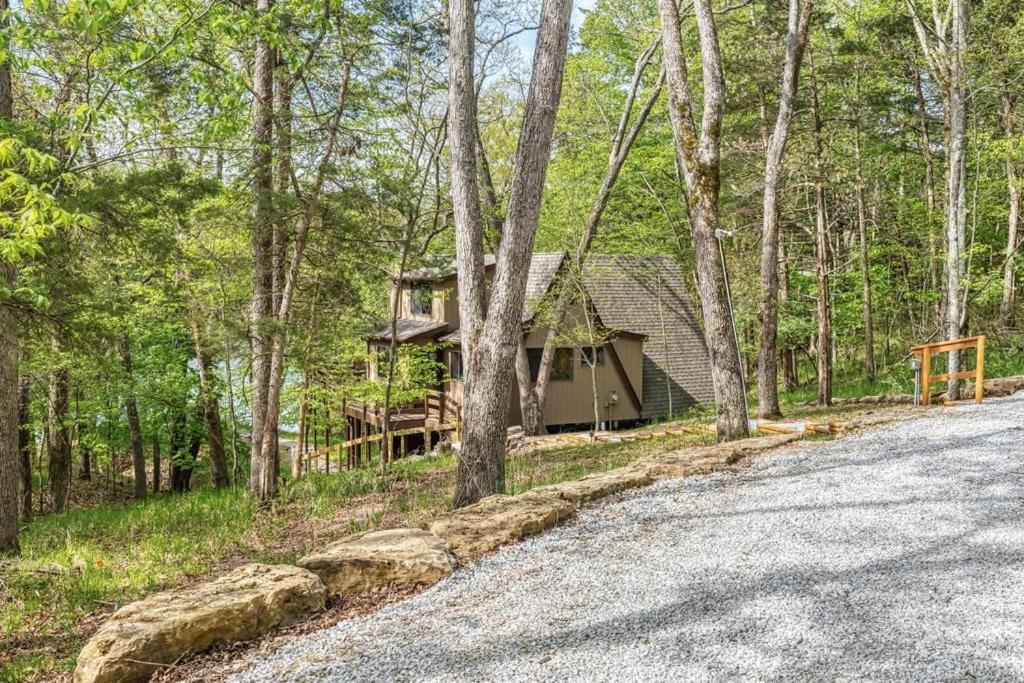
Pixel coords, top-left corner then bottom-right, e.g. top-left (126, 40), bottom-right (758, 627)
top-left (410, 282), bottom-right (433, 316)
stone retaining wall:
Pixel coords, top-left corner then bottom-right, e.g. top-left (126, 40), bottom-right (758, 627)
top-left (74, 433), bottom-right (801, 682)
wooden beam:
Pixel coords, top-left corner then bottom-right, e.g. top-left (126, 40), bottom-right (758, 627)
top-left (911, 335), bottom-right (982, 354)
top-left (975, 335), bottom-right (986, 404)
top-left (605, 340), bottom-right (642, 416)
top-left (930, 370), bottom-right (977, 382)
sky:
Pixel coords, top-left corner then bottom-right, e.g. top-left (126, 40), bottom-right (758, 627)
top-left (513, 0), bottom-right (599, 60)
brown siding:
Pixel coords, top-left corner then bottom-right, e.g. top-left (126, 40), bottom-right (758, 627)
top-left (396, 280), bottom-right (447, 324)
top-left (533, 343), bottom-right (642, 426)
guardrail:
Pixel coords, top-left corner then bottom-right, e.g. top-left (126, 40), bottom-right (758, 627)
top-left (910, 335), bottom-right (986, 406)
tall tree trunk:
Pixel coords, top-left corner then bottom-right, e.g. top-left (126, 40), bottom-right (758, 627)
top-left (1001, 89), bottom-right (1020, 324)
top-left (169, 408), bottom-right (193, 493)
top-left (853, 72), bottom-right (875, 381)
top-left (152, 435), bottom-right (161, 493)
top-left (47, 345), bottom-right (71, 512)
top-left (249, 0), bottom-right (275, 499)
top-left (119, 336), bottom-right (147, 499)
top-left (943, 1), bottom-right (968, 399)
top-left (381, 238), bottom-right (411, 473)
top-left (908, 0), bottom-right (969, 398)
top-left (0, 0), bottom-right (20, 554)
top-left (190, 317), bottom-right (229, 488)
top-left (293, 376), bottom-right (307, 479)
top-left (448, 0), bottom-right (573, 507)
top-left (913, 68), bottom-right (939, 318)
top-left (756, 0), bottom-right (812, 419)
top-left (0, 273), bottom-right (18, 550)
top-left (658, 0), bottom-right (749, 440)
top-left (18, 372), bottom-right (32, 524)
top-left (516, 40), bottom-right (664, 435)
top-left (779, 239), bottom-right (798, 391)
top-left (810, 53), bottom-right (832, 406)
top-left (76, 418), bottom-right (92, 481)
top-left (255, 61), bottom-right (350, 495)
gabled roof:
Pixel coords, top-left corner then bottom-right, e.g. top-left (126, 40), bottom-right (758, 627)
top-left (368, 319), bottom-right (447, 342)
top-left (581, 255), bottom-right (714, 417)
top-left (523, 253), bottom-right (566, 321)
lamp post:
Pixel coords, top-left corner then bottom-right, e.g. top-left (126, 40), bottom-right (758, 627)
top-left (714, 228), bottom-right (750, 426)
top-left (910, 355), bottom-right (922, 406)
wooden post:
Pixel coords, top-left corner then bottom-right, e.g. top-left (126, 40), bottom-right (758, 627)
top-left (921, 343), bottom-right (931, 406)
top-left (975, 335), bottom-right (986, 404)
top-left (400, 435), bottom-right (407, 459)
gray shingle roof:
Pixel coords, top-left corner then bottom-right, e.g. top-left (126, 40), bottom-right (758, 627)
top-left (368, 319), bottom-right (447, 342)
top-left (401, 255), bottom-right (497, 281)
top-left (582, 255), bottom-right (714, 418)
top-left (523, 252), bottom-right (566, 322)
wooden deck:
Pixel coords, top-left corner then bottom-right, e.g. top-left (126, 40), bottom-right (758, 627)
top-left (341, 389), bottom-right (460, 429)
top-left (294, 389), bottom-right (462, 477)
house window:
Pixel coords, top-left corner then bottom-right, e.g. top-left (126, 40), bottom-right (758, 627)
top-left (528, 347), bottom-right (573, 382)
top-left (450, 351), bottom-right (463, 381)
top-left (581, 346), bottom-right (605, 366)
top-left (410, 282), bottom-right (433, 316)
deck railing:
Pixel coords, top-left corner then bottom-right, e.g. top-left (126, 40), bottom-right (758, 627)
top-left (296, 389), bottom-right (461, 477)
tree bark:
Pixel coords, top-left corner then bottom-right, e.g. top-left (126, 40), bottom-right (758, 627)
top-left (756, 0), bottom-right (812, 419)
top-left (448, 0), bottom-right (573, 507)
top-left (907, 0), bottom-right (969, 398)
top-left (913, 67), bottom-right (939, 319)
top-left (18, 372), bottom-right (32, 524)
top-left (190, 316), bottom-right (230, 488)
top-left (119, 336), bottom-right (147, 499)
top-left (0, 0), bottom-right (20, 554)
top-left (249, 0), bottom-right (275, 499)
top-left (0, 263), bottom-right (18, 551)
top-left (658, 0), bottom-right (749, 440)
top-left (76, 416), bottom-right (92, 481)
top-left (944, 0), bottom-right (968, 399)
top-left (152, 435), bottom-right (161, 493)
top-left (853, 71), bottom-right (875, 381)
top-left (47, 346), bottom-right (72, 512)
top-left (809, 53), bottom-right (832, 406)
top-left (1001, 89), bottom-right (1020, 324)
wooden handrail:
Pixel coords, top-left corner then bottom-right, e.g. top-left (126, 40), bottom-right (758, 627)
top-left (911, 335), bottom-right (985, 406)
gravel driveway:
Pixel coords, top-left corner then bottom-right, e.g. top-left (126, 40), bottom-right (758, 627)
top-left (232, 397), bottom-right (1024, 682)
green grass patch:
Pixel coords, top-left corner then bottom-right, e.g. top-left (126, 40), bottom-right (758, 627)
top-left (0, 420), bottom-right (743, 680)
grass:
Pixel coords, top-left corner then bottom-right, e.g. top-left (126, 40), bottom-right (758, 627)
top-left (1, 422), bottom-right (718, 682)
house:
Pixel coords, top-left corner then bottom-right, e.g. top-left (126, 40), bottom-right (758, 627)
top-left (346, 253), bottom-right (714, 450)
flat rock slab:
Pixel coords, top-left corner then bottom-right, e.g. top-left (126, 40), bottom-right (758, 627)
top-left (530, 466), bottom-right (652, 505)
top-left (425, 491), bottom-right (575, 560)
top-left (633, 433), bottom-right (800, 478)
top-left (297, 528), bottom-right (457, 596)
top-left (75, 563), bottom-right (326, 683)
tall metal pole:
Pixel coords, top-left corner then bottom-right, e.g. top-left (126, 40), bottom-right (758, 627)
top-left (714, 229), bottom-right (749, 424)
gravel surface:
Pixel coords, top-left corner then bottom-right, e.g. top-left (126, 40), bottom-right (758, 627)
top-left (232, 398), bottom-right (1024, 682)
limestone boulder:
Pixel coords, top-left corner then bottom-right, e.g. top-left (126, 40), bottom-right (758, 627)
top-left (530, 466), bottom-right (652, 505)
top-left (982, 375), bottom-right (1024, 398)
top-left (75, 563), bottom-right (326, 683)
top-left (425, 490), bottom-right (575, 559)
top-left (297, 528), bottom-right (457, 596)
top-left (632, 433), bottom-right (800, 479)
